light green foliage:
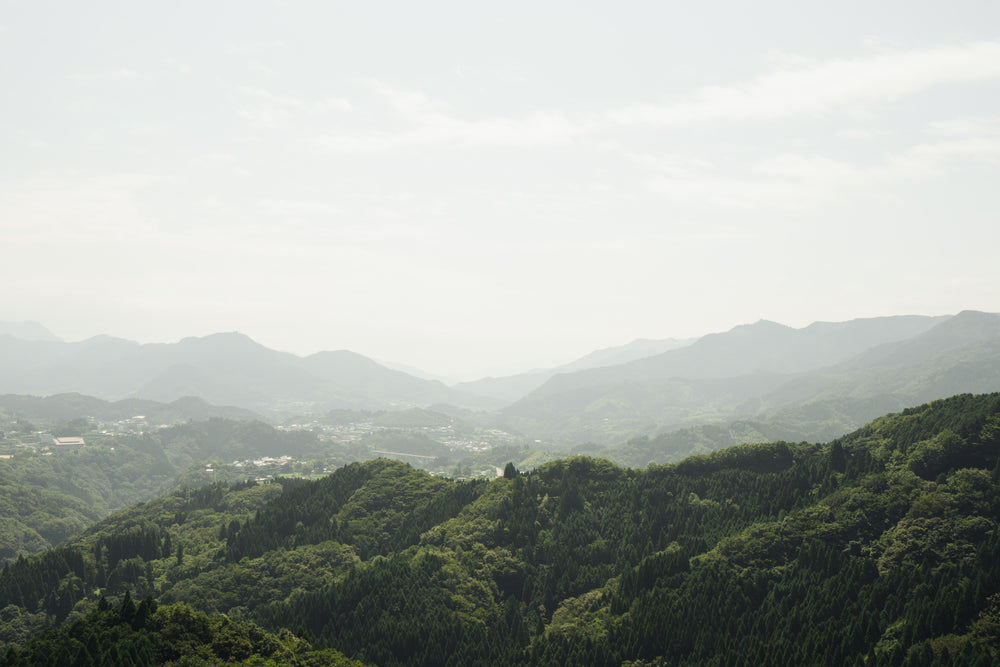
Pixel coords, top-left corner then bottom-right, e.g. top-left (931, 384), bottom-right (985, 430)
top-left (3, 596), bottom-right (369, 666)
top-left (546, 585), bottom-right (613, 641)
top-left (0, 418), bottom-right (335, 562)
top-left (165, 540), bottom-right (360, 615)
top-left (0, 604), bottom-right (51, 654)
top-left (0, 517), bottom-right (49, 562)
top-left (218, 483), bottom-right (283, 513)
top-left (4, 393), bottom-right (1000, 665)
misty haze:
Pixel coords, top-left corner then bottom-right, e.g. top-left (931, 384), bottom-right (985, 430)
top-left (2, 2), bottom-right (999, 665)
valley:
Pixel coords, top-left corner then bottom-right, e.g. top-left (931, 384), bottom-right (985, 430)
top-left (6, 5), bottom-right (997, 662)
top-left (1, 314), bottom-right (1000, 664)
top-left (1, 393), bottom-right (999, 664)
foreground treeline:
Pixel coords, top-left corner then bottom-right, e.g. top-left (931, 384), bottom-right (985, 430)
top-left (0, 594), bottom-right (363, 666)
top-left (3, 394), bottom-right (1000, 665)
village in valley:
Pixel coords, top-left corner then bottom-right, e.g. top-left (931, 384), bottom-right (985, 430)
top-left (0, 407), bottom-right (534, 483)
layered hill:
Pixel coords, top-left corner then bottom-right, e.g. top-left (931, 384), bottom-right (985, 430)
top-left (502, 311), bottom-right (1000, 444)
top-left (0, 419), bottom-right (330, 560)
top-left (0, 393), bottom-right (259, 426)
top-left (0, 332), bottom-right (499, 416)
top-left (0, 320), bottom-right (60, 342)
top-left (4, 312), bottom-right (998, 453)
top-left (454, 336), bottom-right (696, 403)
top-left (3, 393), bottom-right (1000, 664)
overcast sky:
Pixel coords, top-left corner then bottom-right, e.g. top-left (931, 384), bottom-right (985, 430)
top-left (2, 1), bottom-right (999, 379)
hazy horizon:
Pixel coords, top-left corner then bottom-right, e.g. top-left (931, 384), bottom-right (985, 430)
top-left (3, 2), bottom-right (998, 378)
top-left (0, 311), bottom-right (968, 382)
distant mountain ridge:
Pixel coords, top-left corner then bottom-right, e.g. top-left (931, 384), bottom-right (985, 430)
top-left (454, 336), bottom-right (697, 402)
top-left (501, 312), bottom-right (999, 444)
top-left (0, 393), bottom-right (259, 426)
top-left (533, 314), bottom-right (950, 397)
top-left (0, 321), bottom-right (60, 342)
top-left (0, 332), bottom-right (500, 417)
top-left (3, 312), bottom-right (995, 440)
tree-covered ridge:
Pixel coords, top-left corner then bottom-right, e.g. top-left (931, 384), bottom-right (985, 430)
top-left (1, 393), bottom-right (999, 664)
top-left (0, 418), bottom-right (344, 561)
top-left (254, 395), bottom-right (1000, 665)
top-left (0, 440), bottom-right (173, 561)
top-left (221, 458), bottom-right (461, 562)
top-left (0, 593), bottom-right (366, 666)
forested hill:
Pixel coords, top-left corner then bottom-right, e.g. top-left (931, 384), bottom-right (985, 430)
top-left (4, 393), bottom-right (1000, 665)
top-left (500, 310), bottom-right (1000, 445)
top-left (0, 419), bottom-right (327, 560)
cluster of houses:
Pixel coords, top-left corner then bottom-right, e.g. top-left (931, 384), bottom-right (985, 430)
top-left (49, 435), bottom-right (86, 448)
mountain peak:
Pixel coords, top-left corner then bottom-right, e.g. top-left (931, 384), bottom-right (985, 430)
top-left (950, 309), bottom-right (999, 323)
top-left (182, 331), bottom-right (255, 342)
top-left (743, 319), bottom-right (792, 330)
top-left (919, 310), bottom-right (1000, 342)
top-left (177, 332), bottom-right (266, 351)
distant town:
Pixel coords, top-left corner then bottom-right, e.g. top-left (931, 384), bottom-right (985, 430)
top-left (0, 409), bottom-right (532, 480)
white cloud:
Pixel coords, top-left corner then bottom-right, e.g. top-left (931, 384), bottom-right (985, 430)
top-left (247, 59), bottom-right (273, 76)
top-left (905, 136), bottom-right (1000, 166)
top-left (836, 129), bottom-right (884, 141)
top-left (0, 173), bottom-right (159, 243)
top-left (257, 198), bottom-right (341, 218)
top-left (224, 40), bottom-right (286, 56)
top-left (622, 151), bottom-right (716, 177)
top-left (358, 79), bottom-right (449, 117)
top-left (311, 42), bottom-right (1000, 154)
top-left (160, 56), bottom-right (191, 74)
top-left (645, 125), bottom-right (1000, 211)
top-left (187, 152), bottom-right (238, 167)
top-left (317, 111), bottom-right (584, 152)
top-left (926, 115), bottom-right (1000, 137)
top-left (611, 41), bottom-right (1000, 125)
top-left (70, 69), bottom-right (142, 85)
top-left (316, 79), bottom-right (587, 151)
top-left (231, 86), bottom-right (351, 129)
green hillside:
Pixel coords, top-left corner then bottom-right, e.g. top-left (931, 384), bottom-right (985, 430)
top-left (500, 312), bottom-right (1000, 445)
top-left (2, 393), bottom-right (1000, 664)
top-left (0, 419), bottom-right (337, 560)
top-left (2, 594), bottom-right (365, 666)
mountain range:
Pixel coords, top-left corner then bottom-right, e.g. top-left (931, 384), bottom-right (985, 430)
top-left (500, 311), bottom-right (1000, 445)
top-left (452, 336), bottom-right (696, 402)
top-left (0, 393), bottom-right (259, 427)
top-left (2, 312), bottom-right (999, 450)
top-left (0, 331), bottom-right (499, 416)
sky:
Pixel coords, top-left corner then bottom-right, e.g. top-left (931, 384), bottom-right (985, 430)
top-left (2, 1), bottom-right (999, 380)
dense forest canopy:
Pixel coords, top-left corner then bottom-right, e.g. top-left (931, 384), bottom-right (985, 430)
top-left (1, 393), bottom-right (1000, 664)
